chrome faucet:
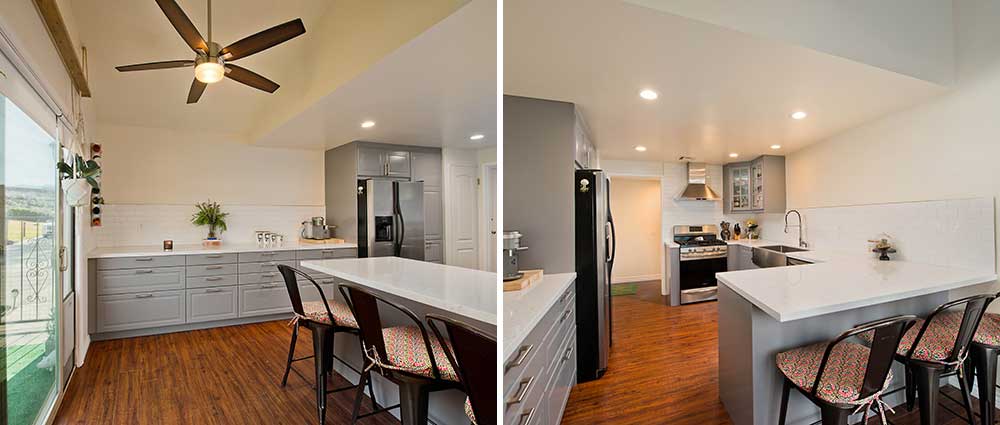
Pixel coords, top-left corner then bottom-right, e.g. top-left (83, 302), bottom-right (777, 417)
top-left (785, 209), bottom-right (808, 248)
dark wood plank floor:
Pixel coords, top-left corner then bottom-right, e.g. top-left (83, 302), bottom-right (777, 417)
top-left (561, 280), bottom-right (989, 425)
top-left (53, 320), bottom-right (398, 425)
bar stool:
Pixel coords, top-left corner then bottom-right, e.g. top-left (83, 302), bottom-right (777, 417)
top-left (276, 265), bottom-right (384, 425)
top-left (954, 300), bottom-right (1000, 425)
top-left (339, 283), bottom-right (463, 425)
top-left (864, 293), bottom-right (996, 425)
top-left (427, 313), bottom-right (497, 425)
top-left (776, 315), bottom-right (917, 425)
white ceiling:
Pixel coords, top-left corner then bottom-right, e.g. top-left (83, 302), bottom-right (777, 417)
top-left (504, 0), bottom-right (948, 164)
top-left (75, 0), bottom-right (328, 134)
top-left (256, 0), bottom-right (496, 149)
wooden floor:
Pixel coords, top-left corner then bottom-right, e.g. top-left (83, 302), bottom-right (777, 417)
top-left (560, 280), bottom-right (988, 425)
top-left (53, 320), bottom-right (399, 425)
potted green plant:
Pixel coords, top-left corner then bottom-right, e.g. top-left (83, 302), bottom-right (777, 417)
top-left (191, 200), bottom-right (228, 246)
top-left (57, 156), bottom-right (101, 207)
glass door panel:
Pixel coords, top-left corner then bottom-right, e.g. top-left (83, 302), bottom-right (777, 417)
top-left (1, 93), bottom-right (60, 425)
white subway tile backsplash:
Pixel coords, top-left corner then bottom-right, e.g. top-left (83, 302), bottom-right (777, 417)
top-left (94, 204), bottom-right (326, 247)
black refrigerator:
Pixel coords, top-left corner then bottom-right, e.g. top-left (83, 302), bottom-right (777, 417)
top-left (575, 169), bottom-right (615, 382)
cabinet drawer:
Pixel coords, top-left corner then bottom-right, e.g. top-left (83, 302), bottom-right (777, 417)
top-left (504, 366), bottom-right (547, 425)
top-left (238, 283), bottom-right (292, 317)
top-left (548, 335), bottom-right (577, 425)
top-left (185, 253), bottom-right (237, 266)
top-left (186, 263), bottom-right (238, 277)
top-left (97, 267), bottom-right (185, 295)
top-left (186, 287), bottom-right (239, 323)
top-left (239, 272), bottom-right (283, 285)
top-left (238, 260), bottom-right (296, 274)
top-left (96, 290), bottom-right (185, 332)
top-left (546, 297), bottom-right (576, 366)
top-left (97, 255), bottom-right (184, 270)
top-left (299, 282), bottom-right (337, 303)
top-left (505, 285), bottom-right (574, 383)
top-left (238, 251), bottom-right (295, 263)
top-left (186, 275), bottom-right (238, 289)
top-left (296, 248), bottom-right (357, 260)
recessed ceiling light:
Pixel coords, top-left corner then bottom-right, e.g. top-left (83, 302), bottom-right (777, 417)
top-left (791, 111), bottom-right (808, 120)
top-left (729, 153), bottom-right (739, 158)
top-left (770, 144), bottom-right (782, 150)
top-left (361, 120), bottom-right (375, 128)
top-left (470, 134), bottom-right (485, 141)
top-left (639, 89), bottom-right (658, 100)
top-left (634, 145), bottom-right (647, 152)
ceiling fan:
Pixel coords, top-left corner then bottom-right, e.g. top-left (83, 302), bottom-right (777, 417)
top-left (115, 0), bottom-right (305, 104)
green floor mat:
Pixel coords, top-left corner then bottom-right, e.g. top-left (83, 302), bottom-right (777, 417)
top-left (611, 283), bottom-right (638, 296)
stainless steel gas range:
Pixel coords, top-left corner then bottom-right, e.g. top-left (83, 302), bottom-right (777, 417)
top-left (674, 224), bottom-right (727, 304)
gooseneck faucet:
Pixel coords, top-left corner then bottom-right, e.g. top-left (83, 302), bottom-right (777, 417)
top-left (785, 209), bottom-right (808, 248)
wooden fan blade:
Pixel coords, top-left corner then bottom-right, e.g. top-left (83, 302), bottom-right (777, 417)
top-left (187, 79), bottom-right (207, 104)
top-left (225, 65), bottom-right (279, 93)
top-left (221, 19), bottom-right (305, 61)
top-left (115, 60), bottom-right (194, 72)
top-left (155, 0), bottom-right (208, 53)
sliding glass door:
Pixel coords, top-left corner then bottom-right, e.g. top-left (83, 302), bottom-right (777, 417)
top-left (1, 92), bottom-right (60, 424)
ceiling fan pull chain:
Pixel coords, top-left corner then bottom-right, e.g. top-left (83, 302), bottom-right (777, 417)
top-left (207, 0), bottom-right (212, 50)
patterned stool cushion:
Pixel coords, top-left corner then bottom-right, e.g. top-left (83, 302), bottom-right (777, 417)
top-left (973, 313), bottom-right (1000, 346)
top-left (465, 397), bottom-right (476, 425)
top-left (776, 341), bottom-right (887, 404)
top-left (383, 326), bottom-right (458, 382)
top-left (300, 299), bottom-right (358, 329)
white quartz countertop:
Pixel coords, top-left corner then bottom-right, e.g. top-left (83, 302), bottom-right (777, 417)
top-left (89, 241), bottom-right (358, 258)
top-left (502, 273), bottom-right (576, 360)
top-left (717, 255), bottom-right (997, 322)
top-left (300, 257), bottom-right (497, 328)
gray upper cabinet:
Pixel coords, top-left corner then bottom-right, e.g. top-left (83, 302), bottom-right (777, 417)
top-left (723, 155), bottom-right (786, 214)
top-left (574, 108), bottom-right (596, 169)
top-left (423, 191), bottom-right (443, 240)
top-left (357, 146), bottom-right (411, 178)
top-left (411, 151), bottom-right (442, 189)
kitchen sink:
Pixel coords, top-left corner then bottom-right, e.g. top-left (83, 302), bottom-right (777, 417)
top-left (759, 245), bottom-right (808, 253)
top-left (752, 245), bottom-right (809, 268)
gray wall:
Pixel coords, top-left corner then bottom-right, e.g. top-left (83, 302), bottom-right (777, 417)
top-left (325, 143), bottom-right (360, 243)
top-left (503, 95), bottom-right (577, 273)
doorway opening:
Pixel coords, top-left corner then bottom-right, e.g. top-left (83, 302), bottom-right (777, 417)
top-left (607, 176), bottom-right (663, 301)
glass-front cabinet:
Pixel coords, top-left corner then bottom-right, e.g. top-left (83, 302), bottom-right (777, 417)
top-left (723, 155), bottom-right (786, 214)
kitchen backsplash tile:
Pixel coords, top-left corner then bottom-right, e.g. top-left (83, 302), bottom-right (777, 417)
top-left (94, 204), bottom-right (326, 247)
top-left (756, 197), bottom-right (995, 272)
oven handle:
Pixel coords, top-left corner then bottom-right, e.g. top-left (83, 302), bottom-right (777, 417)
top-left (679, 254), bottom-right (728, 261)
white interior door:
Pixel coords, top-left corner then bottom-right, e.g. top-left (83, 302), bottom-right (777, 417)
top-left (446, 164), bottom-right (478, 268)
top-left (481, 163), bottom-right (497, 272)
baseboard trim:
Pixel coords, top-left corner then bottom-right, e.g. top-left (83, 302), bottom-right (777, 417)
top-left (612, 274), bottom-right (662, 284)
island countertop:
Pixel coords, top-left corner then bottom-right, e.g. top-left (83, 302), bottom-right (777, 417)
top-left (300, 257), bottom-right (497, 329)
top-left (503, 273), bottom-right (576, 360)
top-left (89, 241), bottom-right (357, 258)
top-left (717, 256), bottom-right (997, 322)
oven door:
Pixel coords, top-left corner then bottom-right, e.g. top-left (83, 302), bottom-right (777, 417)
top-left (679, 256), bottom-right (726, 304)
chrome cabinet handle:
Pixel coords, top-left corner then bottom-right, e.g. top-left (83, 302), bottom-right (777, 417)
top-left (206, 265), bottom-right (224, 270)
top-left (505, 376), bottom-right (534, 407)
top-left (261, 273), bottom-right (275, 278)
top-left (559, 289), bottom-right (572, 304)
top-left (260, 252), bottom-right (276, 256)
top-left (262, 283), bottom-right (280, 288)
top-left (206, 254), bottom-right (223, 259)
top-left (135, 269), bottom-right (154, 274)
top-left (321, 250), bottom-right (335, 254)
top-left (559, 308), bottom-right (572, 323)
top-left (562, 345), bottom-right (574, 362)
top-left (204, 288), bottom-right (222, 293)
top-left (134, 293), bottom-right (153, 298)
top-left (135, 258), bottom-right (153, 262)
top-left (518, 408), bottom-right (536, 425)
top-left (205, 277), bottom-right (223, 281)
top-left (504, 344), bottom-right (533, 373)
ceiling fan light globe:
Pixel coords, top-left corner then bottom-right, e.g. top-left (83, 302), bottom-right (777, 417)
top-left (195, 61), bottom-right (224, 84)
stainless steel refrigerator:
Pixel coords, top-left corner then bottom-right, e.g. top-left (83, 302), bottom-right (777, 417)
top-left (574, 169), bottom-right (615, 382)
top-left (357, 179), bottom-right (425, 260)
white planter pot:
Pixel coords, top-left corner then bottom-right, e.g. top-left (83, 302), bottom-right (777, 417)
top-left (63, 178), bottom-right (91, 207)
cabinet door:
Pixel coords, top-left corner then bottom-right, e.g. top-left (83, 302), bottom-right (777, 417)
top-left (97, 290), bottom-right (186, 332)
top-left (411, 151), bottom-right (442, 189)
top-left (730, 166), bottom-right (751, 211)
top-left (385, 151), bottom-right (411, 178)
top-left (238, 283), bottom-right (292, 317)
top-left (358, 147), bottom-right (386, 176)
top-left (186, 287), bottom-right (239, 323)
top-left (425, 239), bottom-right (444, 263)
top-left (751, 161), bottom-right (764, 210)
top-left (424, 190), bottom-right (443, 240)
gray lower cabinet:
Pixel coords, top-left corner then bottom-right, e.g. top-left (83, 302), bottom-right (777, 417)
top-left (97, 290), bottom-right (186, 332)
top-left (296, 248), bottom-right (357, 260)
top-left (425, 240), bottom-right (444, 263)
top-left (299, 282), bottom-right (337, 302)
top-left (238, 283), bottom-right (292, 317)
top-left (504, 284), bottom-right (577, 425)
top-left (96, 255), bottom-right (185, 270)
top-left (97, 267), bottom-right (185, 295)
top-left (186, 287), bottom-right (239, 323)
top-left (237, 260), bottom-right (296, 274)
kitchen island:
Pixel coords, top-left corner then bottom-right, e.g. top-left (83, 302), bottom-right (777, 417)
top-left (299, 257), bottom-right (496, 425)
top-left (717, 255), bottom-right (997, 425)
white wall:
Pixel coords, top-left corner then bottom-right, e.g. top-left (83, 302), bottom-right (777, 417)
top-left (609, 177), bottom-right (662, 283)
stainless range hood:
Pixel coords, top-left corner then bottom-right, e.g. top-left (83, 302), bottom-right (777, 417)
top-left (677, 162), bottom-right (721, 201)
